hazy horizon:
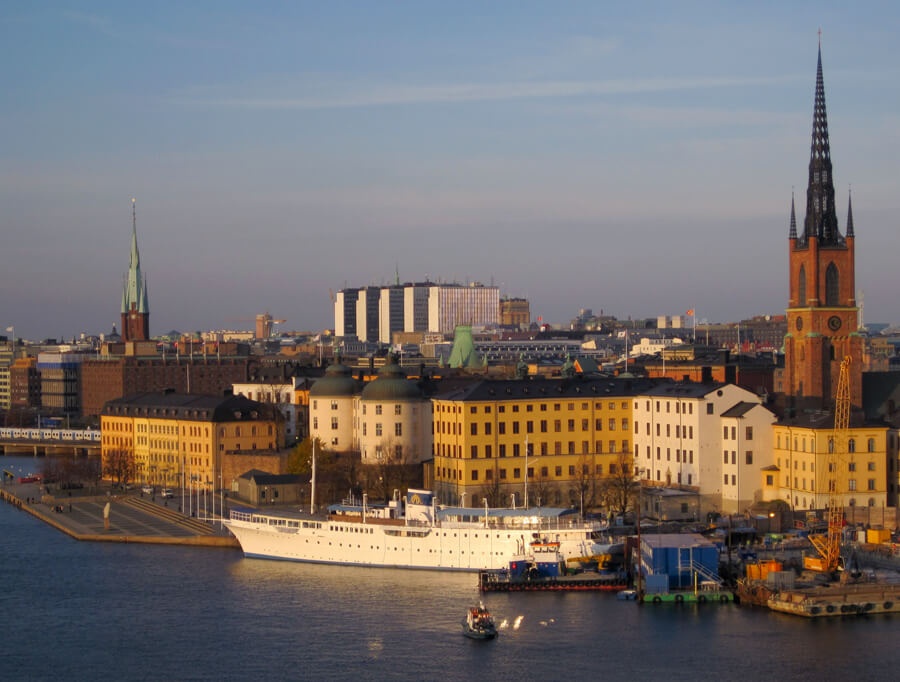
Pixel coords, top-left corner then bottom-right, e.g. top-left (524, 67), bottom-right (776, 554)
top-left (3, 2), bottom-right (899, 341)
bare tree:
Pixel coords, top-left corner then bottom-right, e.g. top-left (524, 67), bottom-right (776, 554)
top-left (598, 450), bottom-right (637, 517)
top-left (103, 449), bottom-right (137, 489)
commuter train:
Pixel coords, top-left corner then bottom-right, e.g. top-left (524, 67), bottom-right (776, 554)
top-left (0, 427), bottom-right (101, 442)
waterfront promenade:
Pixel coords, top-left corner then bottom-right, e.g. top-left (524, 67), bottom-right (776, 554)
top-left (0, 480), bottom-right (238, 549)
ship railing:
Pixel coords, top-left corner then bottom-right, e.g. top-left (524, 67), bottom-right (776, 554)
top-left (229, 510), bottom-right (254, 523)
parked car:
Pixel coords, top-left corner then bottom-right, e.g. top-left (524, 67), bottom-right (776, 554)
top-left (160, 488), bottom-right (174, 499)
top-left (141, 485), bottom-right (153, 495)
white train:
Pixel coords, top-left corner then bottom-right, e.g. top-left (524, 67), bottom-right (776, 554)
top-left (0, 427), bottom-right (100, 442)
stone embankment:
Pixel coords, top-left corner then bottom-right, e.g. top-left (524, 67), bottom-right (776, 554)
top-left (1, 482), bottom-right (239, 549)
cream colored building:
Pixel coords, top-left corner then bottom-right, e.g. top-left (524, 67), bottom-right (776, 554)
top-left (768, 421), bottom-right (888, 512)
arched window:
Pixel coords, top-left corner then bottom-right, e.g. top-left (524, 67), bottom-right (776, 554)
top-left (848, 438), bottom-right (856, 454)
top-left (798, 264), bottom-right (807, 305)
top-left (825, 263), bottom-right (839, 306)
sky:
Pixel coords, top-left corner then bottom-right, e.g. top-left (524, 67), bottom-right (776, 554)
top-left (2, 1), bottom-right (899, 341)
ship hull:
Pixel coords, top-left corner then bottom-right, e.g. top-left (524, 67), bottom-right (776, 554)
top-left (225, 514), bottom-right (601, 572)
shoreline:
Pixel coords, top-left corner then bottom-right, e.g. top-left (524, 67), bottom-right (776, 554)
top-left (1, 484), bottom-right (239, 549)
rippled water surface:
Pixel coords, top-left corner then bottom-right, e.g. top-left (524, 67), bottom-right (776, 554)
top-left (1, 456), bottom-right (896, 681)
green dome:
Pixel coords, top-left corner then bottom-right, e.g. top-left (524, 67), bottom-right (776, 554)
top-left (360, 359), bottom-right (423, 402)
top-left (309, 362), bottom-right (359, 397)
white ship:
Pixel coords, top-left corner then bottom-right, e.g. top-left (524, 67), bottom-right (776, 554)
top-left (225, 488), bottom-right (608, 572)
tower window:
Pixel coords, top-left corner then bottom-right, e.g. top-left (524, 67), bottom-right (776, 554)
top-left (797, 265), bottom-right (806, 306)
top-left (825, 263), bottom-right (839, 306)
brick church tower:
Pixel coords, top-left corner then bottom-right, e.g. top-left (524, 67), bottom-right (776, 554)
top-left (783, 44), bottom-right (863, 412)
top-left (120, 199), bottom-right (150, 342)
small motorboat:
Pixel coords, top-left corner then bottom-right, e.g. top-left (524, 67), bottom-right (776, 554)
top-left (462, 602), bottom-right (498, 640)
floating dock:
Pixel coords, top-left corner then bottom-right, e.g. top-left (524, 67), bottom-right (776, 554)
top-left (767, 584), bottom-right (900, 617)
top-left (479, 569), bottom-right (628, 592)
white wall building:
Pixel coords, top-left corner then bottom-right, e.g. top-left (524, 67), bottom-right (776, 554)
top-left (378, 287), bottom-right (405, 345)
top-left (427, 283), bottom-right (499, 334)
top-left (232, 377), bottom-right (310, 444)
top-left (633, 383), bottom-right (774, 513)
top-left (403, 284), bottom-right (430, 333)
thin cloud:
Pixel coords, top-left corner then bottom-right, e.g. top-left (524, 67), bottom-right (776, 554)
top-left (172, 74), bottom-right (800, 111)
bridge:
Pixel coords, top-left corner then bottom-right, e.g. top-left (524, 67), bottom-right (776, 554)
top-left (0, 427), bottom-right (101, 457)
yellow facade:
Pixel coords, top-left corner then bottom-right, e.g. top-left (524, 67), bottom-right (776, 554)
top-left (101, 394), bottom-right (282, 491)
top-left (771, 423), bottom-right (888, 511)
top-left (432, 380), bottom-right (642, 508)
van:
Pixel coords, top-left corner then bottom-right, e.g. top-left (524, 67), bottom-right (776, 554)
top-left (161, 488), bottom-right (174, 499)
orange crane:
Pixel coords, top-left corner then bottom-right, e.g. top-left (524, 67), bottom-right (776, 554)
top-left (804, 356), bottom-right (851, 573)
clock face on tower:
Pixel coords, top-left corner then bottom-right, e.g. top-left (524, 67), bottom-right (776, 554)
top-left (828, 315), bottom-right (842, 332)
top-left (795, 317), bottom-right (803, 331)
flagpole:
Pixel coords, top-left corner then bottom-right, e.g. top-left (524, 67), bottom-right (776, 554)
top-left (310, 439), bottom-right (316, 515)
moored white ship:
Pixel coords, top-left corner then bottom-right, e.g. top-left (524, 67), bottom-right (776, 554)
top-left (225, 488), bottom-right (608, 571)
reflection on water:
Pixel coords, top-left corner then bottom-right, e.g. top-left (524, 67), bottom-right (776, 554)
top-left (1, 455), bottom-right (897, 681)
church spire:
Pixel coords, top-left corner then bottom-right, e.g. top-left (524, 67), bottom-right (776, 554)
top-left (803, 41), bottom-right (841, 245)
top-left (846, 189), bottom-right (855, 238)
top-left (789, 191), bottom-right (797, 239)
top-left (121, 198), bottom-right (150, 341)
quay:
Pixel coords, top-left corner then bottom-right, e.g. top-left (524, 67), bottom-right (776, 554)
top-left (0, 480), bottom-right (238, 549)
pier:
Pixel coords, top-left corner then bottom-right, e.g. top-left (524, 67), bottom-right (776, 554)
top-left (0, 479), bottom-right (238, 548)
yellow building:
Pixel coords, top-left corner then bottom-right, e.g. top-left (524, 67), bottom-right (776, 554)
top-left (770, 420), bottom-right (888, 512)
top-left (432, 378), bottom-right (652, 509)
top-left (101, 392), bottom-right (285, 492)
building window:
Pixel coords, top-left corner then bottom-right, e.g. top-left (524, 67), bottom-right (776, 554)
top-left (540, 420), bottom-right (548, 433)
top-left (331, 417), bottom-right (338, 430)
top-left (825, 263), bottom-right (839, 306)
top-left (499, 469), bottom-right (507, 480)
top-left (485, 423), bottom-right (492, 435)
top-left (746, 426), bottom-right (753, 440)
top-left (471, 423), bottom-right (478, 436)
top-left (498, 423), bottom-right (506, 435)
top-left (375, 423), bottom-right (382, 437)
top-left (471, 470), bottom-right (479, 481)
top-left (471, 445), bottom-right (478, 458)
top-left (395, 405), bottom-right (402, 415)
top-left (375, 405), bottom-right (382, 415)
top-left (746, 452), bottom-right (753, 465)
top-left (485, 445), bottom-right (492, 458)
top-left (499, 444), bottom-right (506, 457)
top-left (707, 404), bottom-right (714, 415)
top-left (513, 422), bottom-right (520, 434)
top-left (527, 421), bottom-right (534, 433)
top-left (394, 423), bottom-right (402, 437)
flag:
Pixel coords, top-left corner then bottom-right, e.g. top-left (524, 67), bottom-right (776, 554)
top-left (685, 309), bottom-right (695, 317)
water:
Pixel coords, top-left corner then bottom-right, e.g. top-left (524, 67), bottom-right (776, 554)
top-left (0, 456), bottom-right (895, 681)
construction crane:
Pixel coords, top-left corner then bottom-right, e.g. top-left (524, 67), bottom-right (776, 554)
top-left (804, 356), bottom-right (851, 574)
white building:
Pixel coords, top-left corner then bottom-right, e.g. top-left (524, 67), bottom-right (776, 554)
top-left (232, 377), bottom-right (310, 444)
top-left (378, 286), bottom-right (405, 345)
top-left (427, 283), bottom-right (499, 334)
top-left (334, 281), bottom-right (500, 340)
top-left (403, 284), bottom-right (430, 333)
top-left (633, 383), bottom-right (775, 514)
top-left (720, 401), bottom-right (776, 514)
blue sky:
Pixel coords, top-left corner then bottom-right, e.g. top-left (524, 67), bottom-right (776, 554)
top-left (2, 1), bottom-right (899, 340)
